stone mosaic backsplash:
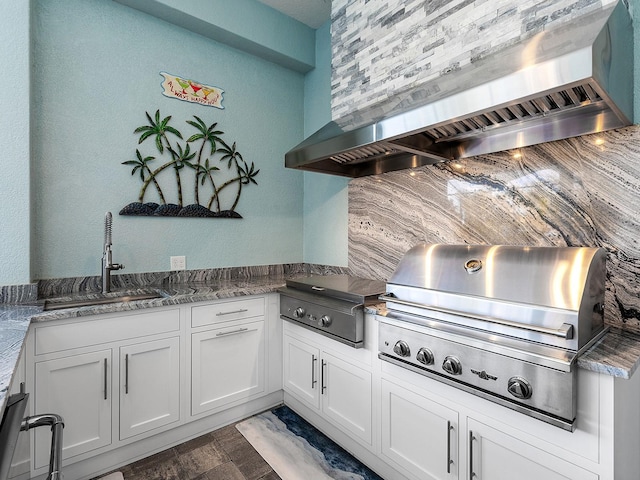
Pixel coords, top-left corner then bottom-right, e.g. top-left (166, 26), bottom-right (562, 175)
top-left (330, 0), bottom-right (617, 122)
top-left (347, 125), bottom-right (640, 333)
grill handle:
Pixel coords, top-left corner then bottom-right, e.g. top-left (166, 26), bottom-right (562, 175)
top-left (379, 295), bottom-right (574, 340)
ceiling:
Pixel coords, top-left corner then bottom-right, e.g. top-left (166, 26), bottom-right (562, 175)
top-left (256, 0), bottom-right (331, 29)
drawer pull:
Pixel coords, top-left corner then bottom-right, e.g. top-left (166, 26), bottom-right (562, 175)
top-left (216, 308), bottom-right (249, 316)
top-left (215, 327), bottom-right (250, 337)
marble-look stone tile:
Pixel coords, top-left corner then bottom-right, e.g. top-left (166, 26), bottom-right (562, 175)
top-left (348, 126), bottom-right (640, 333)
top-left (121, 449), bottom-right (188, 480)
top-left (330, 0), bottom-right (617, 121)
top-left (35, 264), bottom-right (310, 299)
top-left (198, 462), bottom-right (246, 480)
top-left (0, 283), bottom-right (37, 304)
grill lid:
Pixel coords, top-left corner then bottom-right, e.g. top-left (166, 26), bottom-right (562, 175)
top-left (385, 244), bottom-right (607, 351)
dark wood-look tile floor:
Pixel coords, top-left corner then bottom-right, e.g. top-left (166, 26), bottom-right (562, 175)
top-left (94, 422), bottom-right (281, 480)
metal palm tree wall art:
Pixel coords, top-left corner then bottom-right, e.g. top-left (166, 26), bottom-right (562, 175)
top-left (120, 110), bottom-right (259, 218)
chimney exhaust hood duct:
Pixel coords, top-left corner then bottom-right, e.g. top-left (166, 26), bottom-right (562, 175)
top-left (285, 1), bottom-right (633, 177)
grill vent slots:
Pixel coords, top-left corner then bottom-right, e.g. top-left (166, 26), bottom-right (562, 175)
top-left (425, 81), bottom-right (602, 143)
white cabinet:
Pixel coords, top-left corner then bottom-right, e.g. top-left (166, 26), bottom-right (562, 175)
top-left (189, 297), bottom-right (268, 416)
top-left (283, 331), bottom-right (372, 445)
top-left (467, 418), bottom-right (598, 480)
top-left (8, 346), bottom-right (30, 478)
top-left (191, 319), bottom-right (265, 415)
top-left (119, 337), bottom-right (180, 440)
top-left (283, 333), bottom-right (319, 408)
top-left (30, 307), bottom-right (181, 471)
top-left (322, 350), bottom-right (372, 444)
top-left (33, 349), bottom-right (112, 469)
top-left (381, 378), bottom-right (458, 480)
top-left (23, 294), bottom-right (280, 480)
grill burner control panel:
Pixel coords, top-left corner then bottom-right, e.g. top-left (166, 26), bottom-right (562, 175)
top-left (379, 321), bottom-right (575, 429)
top-left (280, 293), bottom-right (365, 348)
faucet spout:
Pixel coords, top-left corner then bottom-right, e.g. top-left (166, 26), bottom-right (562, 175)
top-left (102, 212), bottom-right (124, 293)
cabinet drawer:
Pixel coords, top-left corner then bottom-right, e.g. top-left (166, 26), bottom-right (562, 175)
top-left (35, 308), bottom-right (180, 355)
top-left (191, 297), bottom-right (264, 327)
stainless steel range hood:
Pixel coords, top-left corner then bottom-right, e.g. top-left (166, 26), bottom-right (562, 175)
top-left (286, 1), bottom-right (633, 177)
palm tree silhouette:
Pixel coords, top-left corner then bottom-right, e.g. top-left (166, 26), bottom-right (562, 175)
top-left (215, 140), bottom-right (260, 212)
top-left (187, 115), bottom-right (223, 205)
top-left (121, 149), bottom-right (166, 204)
top-left (134, 110), bottom-right (186, 206)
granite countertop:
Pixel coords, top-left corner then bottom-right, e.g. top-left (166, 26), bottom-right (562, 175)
top-left (0, 275), bottom-right (289, 419)
top-left (2, 279), bottom-right (640, 423)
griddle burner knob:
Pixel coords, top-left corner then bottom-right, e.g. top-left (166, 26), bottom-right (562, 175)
top-left (507, 377), bottom-right (533, 399)
top-left (442, 356), bottom-right (462, 375)
top-left (293, 307), bottom-right (306, 318)
top-left (393, 340), bottom-right (411, 357)
top-left (319, 315), bottom-right (332, 327)
top-left (416, 348), bottom-right (434, 365)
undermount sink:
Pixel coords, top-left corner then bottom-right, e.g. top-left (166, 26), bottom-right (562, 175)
top-left (43, 290), bottom-right (165, 311)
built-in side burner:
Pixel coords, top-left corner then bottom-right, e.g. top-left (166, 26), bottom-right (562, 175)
top-left (278, 274), bottom-right (386, 348)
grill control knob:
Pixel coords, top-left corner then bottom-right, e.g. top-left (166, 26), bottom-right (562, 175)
top-left (416, 348), bottom-right (434, 365)
top-left (393, 340), bottom-right (411, 357)
top-left (442, 356), bottom-right (462, 375)
top-left (507, 376), bottom-right (533, 399)
top-left (319, 315), bottom-right (332, 327)
top-left (293, 307), bottom-right (305, 318)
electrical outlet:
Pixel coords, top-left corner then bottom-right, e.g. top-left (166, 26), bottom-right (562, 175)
top-left (170, 256), bottom-right (186, 271)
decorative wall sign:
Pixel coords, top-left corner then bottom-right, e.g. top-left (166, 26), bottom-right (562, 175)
top-left (120, 110), bottom-right (259, 218)
top-left (160, 72), bottom-right (224, 109)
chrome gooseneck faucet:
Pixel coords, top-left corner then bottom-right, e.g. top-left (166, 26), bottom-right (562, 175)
top-left (102, 212), bottom-right (124, 293)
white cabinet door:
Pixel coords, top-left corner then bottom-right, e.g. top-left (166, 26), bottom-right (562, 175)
top-left (467, 418), bottom-right (598, 480)
top-left (119, 337), bottom-right (180, 440)
top-left (381, 378), bottom-right (458, 480)
top-left (283, 334), bottom-right (320, 409)
top-left (191, 320), bottom-right (265, 415)
top-left (283, 333), bottom-right (373, 444)
top-left (34, 350), bottom-right (112, 469)
top-left (8, 349), bottom-right (29, 478)
top-left (322, 351), bottom-right (372, 444)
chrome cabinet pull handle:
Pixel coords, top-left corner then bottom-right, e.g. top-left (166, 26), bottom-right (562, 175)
top-left (215, 327), bottom-right (250, 337)
top-left (447, 421), bottom-right (454, 473)
top-left (469, 430), bottom-right (477, 478)
top-left (103, 358), bottom-right (108, 400)
top-left (216, 308), bottom-right (249, 316)
top-left (125, 353), bottom-right (129, 395)
top-left (311, 355), bottom-right (317, 389)
top-left (321, 360), bottom-right (327, 394)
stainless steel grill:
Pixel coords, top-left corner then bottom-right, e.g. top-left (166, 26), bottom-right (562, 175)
top-left (279, 275), bottom-right (386, 348)
top-left (378, 244), bottom-right (607, 430)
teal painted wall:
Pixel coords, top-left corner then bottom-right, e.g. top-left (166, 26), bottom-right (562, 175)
top-left (0, 2), bottom-right (31, 286)
top-left (302, 22), bottom-right (349, 266)
top-left (30, 0), bottom-right (306, 280)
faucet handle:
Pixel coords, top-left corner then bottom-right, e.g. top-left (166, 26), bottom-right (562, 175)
top-left (112, 263), bottom-right (125, 271)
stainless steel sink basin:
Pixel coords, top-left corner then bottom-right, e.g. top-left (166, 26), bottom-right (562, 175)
top-left (43, 290), bottom-right (165, 311)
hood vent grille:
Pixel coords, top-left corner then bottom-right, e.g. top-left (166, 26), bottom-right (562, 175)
top-left (330, 143), bottom-right (399, 164)
top-left (425, 81), bottom-right (603, 144)
top-left (286, 2), bottom-right (632, 178)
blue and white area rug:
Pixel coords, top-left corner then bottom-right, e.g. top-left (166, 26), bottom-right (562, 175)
top-left (236, 406), bottom-right (383, 480)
